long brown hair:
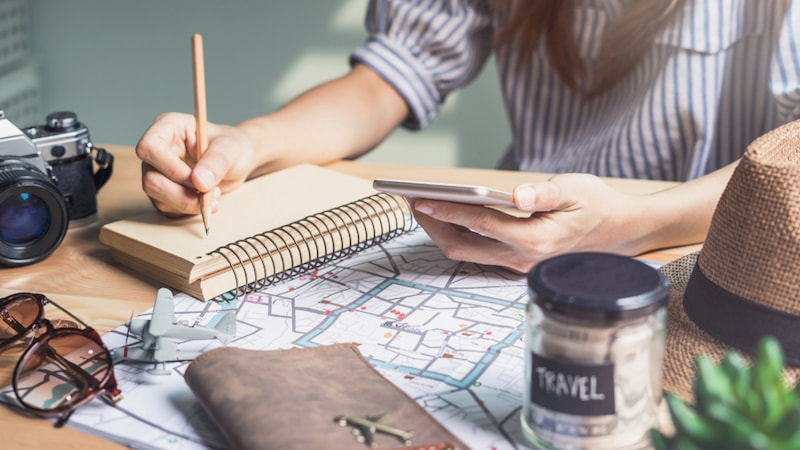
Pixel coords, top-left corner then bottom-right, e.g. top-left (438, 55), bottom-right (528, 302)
top-left (494, 0), bottom-right (686, 97)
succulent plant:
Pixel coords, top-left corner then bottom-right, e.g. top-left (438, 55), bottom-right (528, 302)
top-left (652, 336), bottom-right (800, 450)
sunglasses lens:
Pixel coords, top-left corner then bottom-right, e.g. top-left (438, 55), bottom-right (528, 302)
top-left (14, 331), bottom-right (112, 413)
top-left (0, 294), bottom-right (41, 342)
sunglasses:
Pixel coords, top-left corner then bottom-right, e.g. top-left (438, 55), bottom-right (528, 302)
top-left (0, 292), bottom-right (122, 426)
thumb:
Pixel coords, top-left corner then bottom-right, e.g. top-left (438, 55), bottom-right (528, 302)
top-left (192, 164), bottom-right (216, 193)
top-left (513, 181), bottom-right (568, 212)
top-left (192, 138), bottom-right (232, 193)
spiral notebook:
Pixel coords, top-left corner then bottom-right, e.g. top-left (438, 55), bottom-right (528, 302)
top-left (99, 164), bottom-right (412, 300)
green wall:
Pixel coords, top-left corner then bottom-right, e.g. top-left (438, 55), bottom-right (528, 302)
top-left (29, 0), bottom-right (508, 168)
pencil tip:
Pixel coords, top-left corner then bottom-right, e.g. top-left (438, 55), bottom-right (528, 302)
top-left (205, 227), bottom-right (210, 237)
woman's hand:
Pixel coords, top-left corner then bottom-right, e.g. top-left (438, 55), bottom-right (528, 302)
top-left (409, 174), bottom-right (648, 273)
top-left (135, 64), bottom-right (410, 217)
top-left (135, 112), bottom-right (256, 216)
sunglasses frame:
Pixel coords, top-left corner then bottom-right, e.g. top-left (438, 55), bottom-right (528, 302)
top-left (0, 292), bottom-right (122, 426)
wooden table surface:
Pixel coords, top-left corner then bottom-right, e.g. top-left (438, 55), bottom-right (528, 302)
top-left (0, 146), bottom-right (700, 448)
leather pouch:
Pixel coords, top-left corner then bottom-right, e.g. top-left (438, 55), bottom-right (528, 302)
top-left (184, 343), bottom-right (466, 450)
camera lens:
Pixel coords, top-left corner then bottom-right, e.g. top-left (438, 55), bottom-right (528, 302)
top-left (0, 193), bottom-right (52, 243)
top-left (0, 162), bottom-right (68, 266)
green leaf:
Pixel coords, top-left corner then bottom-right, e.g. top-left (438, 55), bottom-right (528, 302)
top-left (671, 435), bottom-right (706, 450)
top-left (770, 408), bottom-right (800, 444)
top-left (664, 336), bottom-right (798, 449)
top-left (759, 382), bottom-right (789, 431)
top-left (650, 428), bottom-right (670, 450)
top-left (695, 355), bottom-right (734, 413)
top-left (772, 427), bottom-right (800, 450)
top-left (706, 401), bottom-right (762, 446)
top-left (752, 337), bottom-right (790, 430)
top-left (667, 392), bottom-right (724, 446)
top-left (752, 336), bottom-right (786, 395)
top-left (720, 352), bottom-right (752, 414)
top-left (742, 386), bottom-right (765, 426)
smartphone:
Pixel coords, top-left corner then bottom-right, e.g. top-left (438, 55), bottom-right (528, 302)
top-left (373, 178), bottom-right (517, 208)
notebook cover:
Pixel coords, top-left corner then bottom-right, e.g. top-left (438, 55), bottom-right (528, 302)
top-left (184, 344), bottom-right (465, 450)
top-left (99, 164), bottom-right (379, 282)
top-left (99, 164), bottom-right (411, 300)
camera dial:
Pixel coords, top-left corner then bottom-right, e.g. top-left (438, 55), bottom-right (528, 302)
top-left (46, 111), bottom-right (79, 132)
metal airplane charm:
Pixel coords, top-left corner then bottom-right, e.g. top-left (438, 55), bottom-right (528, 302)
top-left (111, 288), bottom-right (236, 374)
top-left (335, 414), bottom-right (413, 448)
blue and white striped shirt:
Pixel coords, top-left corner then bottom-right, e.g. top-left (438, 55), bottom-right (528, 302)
top-left (351, 0), bottom-right (800, 181)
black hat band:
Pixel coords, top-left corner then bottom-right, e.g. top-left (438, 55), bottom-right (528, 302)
top-left (683, 264), bottom-right (800, 366)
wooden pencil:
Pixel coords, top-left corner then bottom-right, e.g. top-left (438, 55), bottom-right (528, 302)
top-left (192, 33), bottom-right (211, 236)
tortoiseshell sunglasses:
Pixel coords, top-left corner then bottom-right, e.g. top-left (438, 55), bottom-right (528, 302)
top-left (0, 292), bottom-right (122, 426)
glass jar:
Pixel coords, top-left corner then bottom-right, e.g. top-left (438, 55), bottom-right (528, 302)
top-left (522, 252), bottom-right (669, 449)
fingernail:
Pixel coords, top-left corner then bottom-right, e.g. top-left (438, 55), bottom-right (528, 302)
top-left (515, 186), bottom-right (536, 210)
top-left (194, 167), bottom-right (214, 191)
top-left (210, 187), bottom-right (221, 199)
top-left (415, 202), bottom-right (433, 215)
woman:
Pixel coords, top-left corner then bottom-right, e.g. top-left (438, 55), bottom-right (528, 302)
top-left (136, 0), bottom-right (799, 272)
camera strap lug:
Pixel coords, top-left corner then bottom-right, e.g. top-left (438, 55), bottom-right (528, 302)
top-left (89, 144), bottom-right (114, 190)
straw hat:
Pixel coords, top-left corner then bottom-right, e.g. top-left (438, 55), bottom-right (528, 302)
top-left (659, 119), bottom-right (800, 401)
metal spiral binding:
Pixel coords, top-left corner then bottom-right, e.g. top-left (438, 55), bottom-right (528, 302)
top-left (209, 193), bottom-right (413, 300)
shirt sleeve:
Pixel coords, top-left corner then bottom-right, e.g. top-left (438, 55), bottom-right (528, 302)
top-left (351, 0), bottom-right (495, 130)
top-left (771, 1), bottom-right (800, 122)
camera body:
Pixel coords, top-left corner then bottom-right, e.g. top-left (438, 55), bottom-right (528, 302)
top-left (0, 111), bottom-right (113, 266)
top-left (21, 111), bottom-right (100, 224)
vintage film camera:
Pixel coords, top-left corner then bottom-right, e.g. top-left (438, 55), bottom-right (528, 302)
top-left (0, 110), bottom-right (113, 266)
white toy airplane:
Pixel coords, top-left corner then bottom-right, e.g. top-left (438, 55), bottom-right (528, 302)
top-left (112, 288), bottom-right (236, 374)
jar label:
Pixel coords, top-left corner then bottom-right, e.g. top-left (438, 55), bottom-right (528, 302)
top-left (529, 352), bottom-right (615, 416)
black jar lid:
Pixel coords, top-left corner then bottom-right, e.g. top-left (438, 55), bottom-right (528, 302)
top-left (528, 252), bottom-right (670, 322)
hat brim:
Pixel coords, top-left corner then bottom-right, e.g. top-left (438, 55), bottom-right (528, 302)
top-left (659, 253), bottom-right (800, 402)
